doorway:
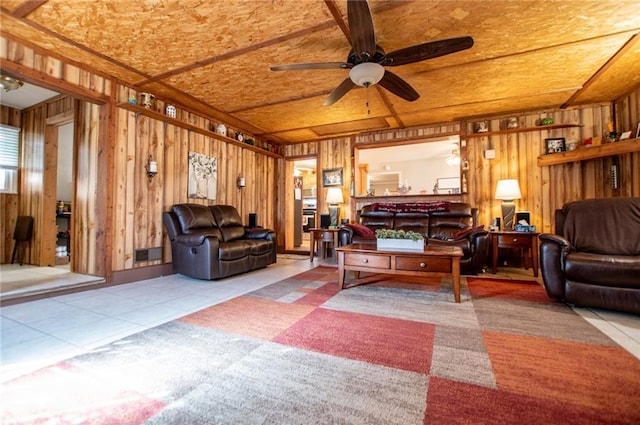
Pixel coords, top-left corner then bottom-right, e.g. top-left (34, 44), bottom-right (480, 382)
top-left (0, 82), bottom-right (105, 299)
top-left (285, 157), bottom-right (317, 253)
top-left (54, 122), bottom-right (74, 269)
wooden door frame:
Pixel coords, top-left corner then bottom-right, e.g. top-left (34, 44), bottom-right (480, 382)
top-left (284, 155), bottom-right (317, 252)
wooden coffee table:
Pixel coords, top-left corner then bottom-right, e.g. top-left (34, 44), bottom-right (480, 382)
top-left (336, 243), bottom-right (464, 303)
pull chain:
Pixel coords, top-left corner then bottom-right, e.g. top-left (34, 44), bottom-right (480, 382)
top-left (366, 85), bottom-right (371, 115)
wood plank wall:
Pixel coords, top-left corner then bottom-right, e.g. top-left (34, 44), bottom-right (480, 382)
top-left (0, 106), bottom-right (22, 263)
top-left (280, 93), bottom-right (640, 235)
top-left (462, 101), bottom-right (639, 233)
top-left (112, 104), bottom-right (278, 271)
top-left (1, 36), bottom-right (277, 280)
top-left (616, 86), bottom-right (640, 197)
top-left (19, 103), bottom-right (48, 266)
top-left (74, 100), bottom-right (102, 275)
top-left (0, 98), bottom-right (77, 266)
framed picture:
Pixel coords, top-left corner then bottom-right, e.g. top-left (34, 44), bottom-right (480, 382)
top-left (322, 167), bottom-right (343, 187)
top-left (188, 151), bottom-right (217, 200)
top-left (545, 137), bottom-right (566, 154)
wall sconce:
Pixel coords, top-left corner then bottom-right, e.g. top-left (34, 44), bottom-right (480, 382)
top-left (145, 155), bottom-right (158, 180)
top-left (237, 176), bottom-right (246, 189)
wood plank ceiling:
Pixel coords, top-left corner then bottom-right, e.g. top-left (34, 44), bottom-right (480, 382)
top-left (1, 0), bottom-right (639, 144)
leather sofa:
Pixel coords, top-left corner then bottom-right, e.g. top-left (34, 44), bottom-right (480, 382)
top-left (338, 202), bottom-right (489, 274)
top-left (539, 197), bottom-right (640, 314)
top-left (163, 203), bottom-right (276, 280)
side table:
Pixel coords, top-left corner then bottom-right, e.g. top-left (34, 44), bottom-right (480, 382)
top-left (309, 228), bottom-right (340, 262)
top-left (490, 231), bottom-right (539, 277)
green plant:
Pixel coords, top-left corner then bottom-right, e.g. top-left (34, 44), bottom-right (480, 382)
top-left (375, 229), bottom-right (423, 241)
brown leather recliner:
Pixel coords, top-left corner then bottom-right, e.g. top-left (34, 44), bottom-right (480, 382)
top-left (163, 204), bottom-right (276, 280)
top-left (539, 197), bottom-right (640, 314)
top-left (338, 202), bottom-right (489, 274)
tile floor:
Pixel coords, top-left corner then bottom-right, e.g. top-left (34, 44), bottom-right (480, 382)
top-left (1, 258), bottom-right (639, 385)
top-left (0, 263), bottom-right (104, 300)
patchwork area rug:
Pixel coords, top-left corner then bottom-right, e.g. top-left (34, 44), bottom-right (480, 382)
top-left (2, 267), bottom-right (639, 424)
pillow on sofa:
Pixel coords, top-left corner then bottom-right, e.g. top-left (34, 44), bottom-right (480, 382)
top-left (453, 225), bottom-right (484, 240)
top-left (346, 223), bottom-right (375, 238)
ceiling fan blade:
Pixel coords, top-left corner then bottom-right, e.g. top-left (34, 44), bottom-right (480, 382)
top-left (323, 78), bottom-right (356, 106)
top-left (270, 62), bottom-right (348, 71)
top-left (384, 36), bottom-right (474, 66)
top-left (348, 0), bottom-right (376, 60)
top-left (378, 70), bottom-right (420, 101)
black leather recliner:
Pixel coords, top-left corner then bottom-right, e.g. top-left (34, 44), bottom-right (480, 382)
top-left (163, 203), bottom-right (276, 280)
top-left (539, 197), bottom-right (640, 314)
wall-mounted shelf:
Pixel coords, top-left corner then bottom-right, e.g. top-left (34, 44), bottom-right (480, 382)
top-left (537, 138), bottom-right (640, 166)
top-left (466, 124), bottom-right (583, 139)
top-left (117, 103), bottom-right (282, 159)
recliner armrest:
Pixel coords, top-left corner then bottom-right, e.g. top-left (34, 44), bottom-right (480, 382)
top-left (539, 233), bottom-right (571, 248)
top-left (468, 230), bottom-right (489, 273)
top-left (244, 228), bottom-right (275, 240)
top-left (175, 231), bottom-right (221, 247)
top-left (467, 229), bottom-right (489, 241)
top-left (539, 233), bottom-right (573, 300)
top-left (338, 226), bottom-right (354, 246)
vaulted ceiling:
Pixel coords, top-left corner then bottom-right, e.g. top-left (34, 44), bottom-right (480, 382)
top-left (1, 0), bottom-right (639, 144)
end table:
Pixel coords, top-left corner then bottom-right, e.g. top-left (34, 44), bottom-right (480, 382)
top-left (309, 228), bottom-right (340, 262)
top-left (490, 231), bottom-right (539, 277)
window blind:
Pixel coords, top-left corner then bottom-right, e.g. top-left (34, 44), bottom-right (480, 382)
top-left (0, 124), bottom-right (20, 193)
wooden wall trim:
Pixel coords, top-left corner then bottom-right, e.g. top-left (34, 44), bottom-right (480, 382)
top-left (96, 101), bottom-right (116, 280)
top-left (1, 60), bottom-right (109, 105)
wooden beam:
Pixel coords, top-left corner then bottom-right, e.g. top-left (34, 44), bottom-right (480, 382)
top-left (324, 0), bottom-right (350, 44)
top-left (375, 86), bottom-right (404, 128)
top-left (9, 0), bottom-right (48, 18)
top-left (0, 60), bottom-right (110, 104)
top-left (5, 15), bottom-right (154, 82)
top-left (561, 33), bottom-right (640, 108)
top-left (46, 110), bottom-right (74, 125)
top-left (138, 20), bottom-right (337, 85)
top-left (1, 31), bottom-right (120, 84)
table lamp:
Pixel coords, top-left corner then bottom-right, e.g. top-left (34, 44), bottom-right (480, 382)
top-left (495, 179), bottom-right (521, 230)
top-left (325, 187), bottom-right (344, 226)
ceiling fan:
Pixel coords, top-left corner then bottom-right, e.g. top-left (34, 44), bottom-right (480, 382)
top-left (270, 0), bottom-right (474, 106)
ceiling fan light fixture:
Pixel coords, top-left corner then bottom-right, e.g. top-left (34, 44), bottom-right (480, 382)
top-left (446, 155), bottom-right (461, 166)
top-left (0, 74), bottom-right (24, 92)
top-left (446, 148), bottom-right (461, 166)
top-left (349, 62), bottom-right (384, 87)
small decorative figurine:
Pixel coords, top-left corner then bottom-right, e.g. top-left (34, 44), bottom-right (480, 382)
top-left (139, 92), bottom-right (155, 108)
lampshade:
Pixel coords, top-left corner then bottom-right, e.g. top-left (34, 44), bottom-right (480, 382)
top-left (325, 187), bottom-right (344, 204)
top-left (495, 179), bottom-right (522, 201)
top-left (349, 62), bottom-right (385, 87)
